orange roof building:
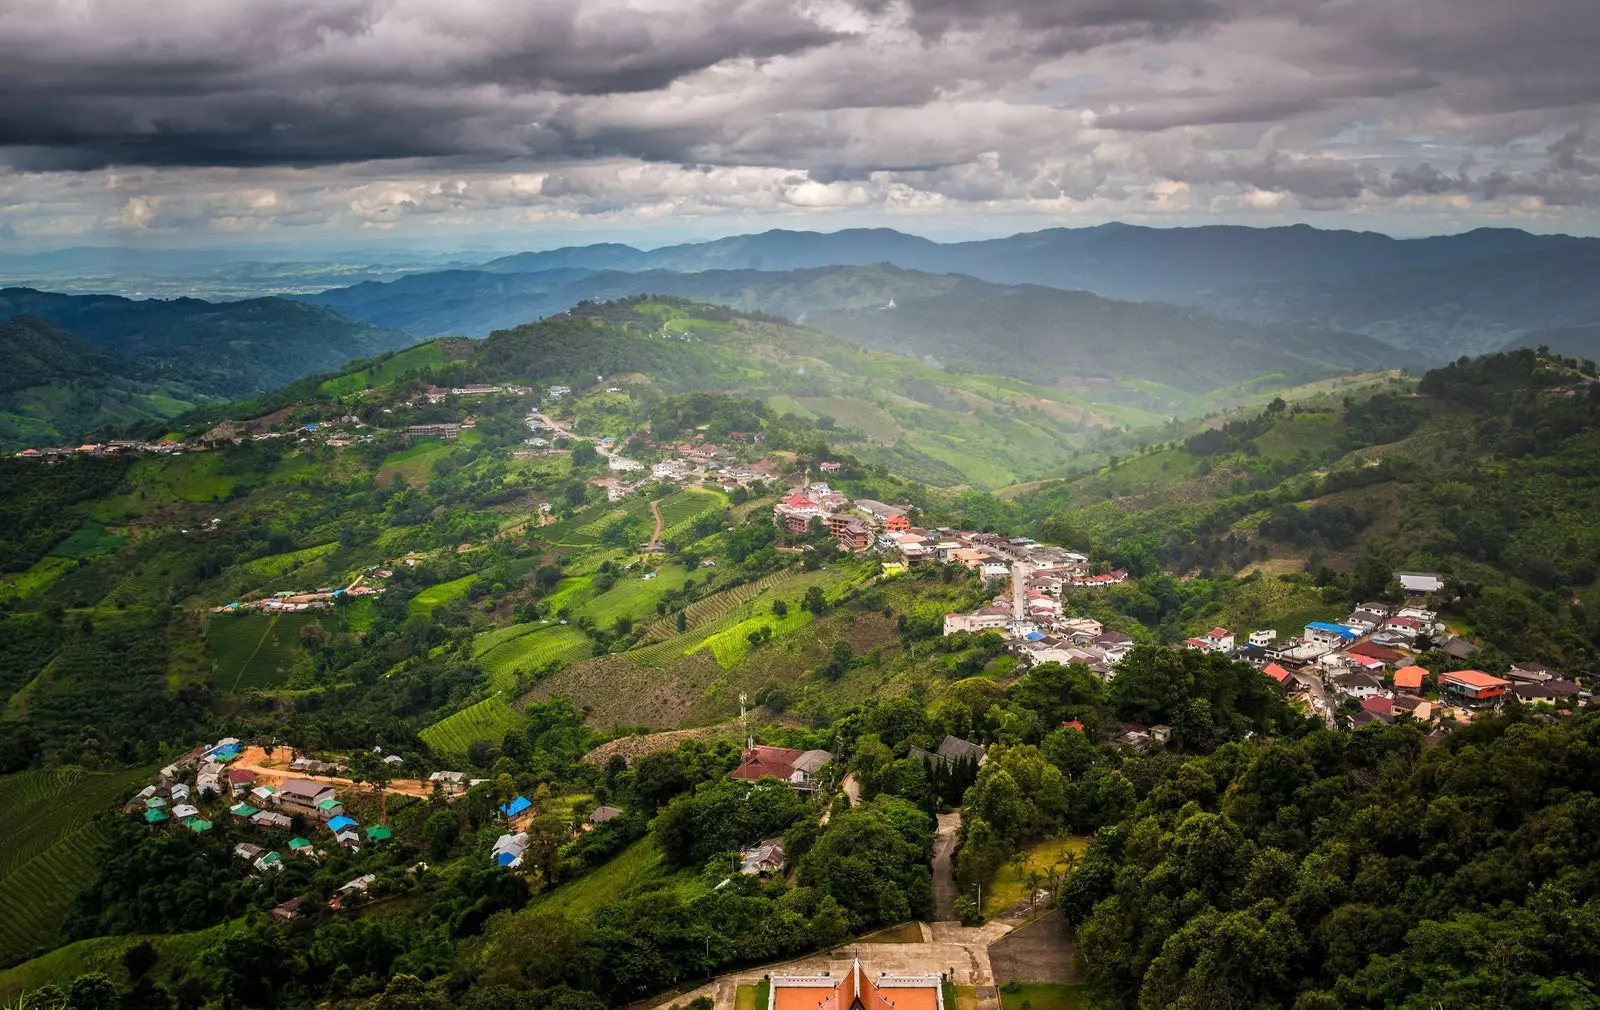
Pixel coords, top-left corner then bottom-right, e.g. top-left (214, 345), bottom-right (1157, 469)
top-left (1263, 662), bottom-right (1292, 684)
top-left (1440, 669), bottom-right (1509, 701)
top-left (1392, 665), bottom-right (1428, 691)
top-left (771, 958), bottom-right (942, 1010)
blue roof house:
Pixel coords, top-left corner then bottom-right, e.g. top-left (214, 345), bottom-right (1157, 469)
top-left (500, 796), bottom-right (532, 818)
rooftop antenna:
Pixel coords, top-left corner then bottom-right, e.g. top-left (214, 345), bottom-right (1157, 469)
top-left (740, 692), bottom-right (751, 751)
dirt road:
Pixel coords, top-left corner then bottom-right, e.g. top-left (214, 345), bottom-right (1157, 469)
top-left (933, 811), bottom-right (961, 921)
top-left (647, 498), bottom-right (664, 549)
top-left (230, 746), bottom-right (433, 799)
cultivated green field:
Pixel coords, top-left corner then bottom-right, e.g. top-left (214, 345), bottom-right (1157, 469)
top-left (320, 341), bottom-right (446, 396)
top-left (49, 524), bottom-right (125, 560)
top-left (654, 488), bottom-right (726, 539)
top-left (0, 557), bottom-right (76, 602)
top-left (205, 612), bottom-right (323, 692)
top-left (376, 438), bottom-right (455, 487)
top-left (420, 696), bottom-right (527, 758)
top-left (690, 608), bottom-right (814, 668)
top-left (409, 574), bottom-right (476, 616)
top-left (578, 564), bottom-right (689, 629)
top-left (243, 542), bottom-right (339, 579)
top-left (476, 626), bottom-right (592, 692)
top-left (0, 767), bottom-right (151, 967)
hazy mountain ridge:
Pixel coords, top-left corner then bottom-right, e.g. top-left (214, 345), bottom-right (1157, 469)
top-left (0, 288), bottom-right (416, 400)
top-left (306, 262), bottom-right (1414, 393)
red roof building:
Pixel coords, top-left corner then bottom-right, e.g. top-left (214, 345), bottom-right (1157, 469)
top-left (1263, 662), bottom-right (1292, 684)
top-left (1348, 641), bottom-right (1407, 665)
top-left (227, 769), bottom-right (256, 785)
top-left (772, 958), bottom-right (939, 1010)
top-left (730, 745), bottom-right (807, 783)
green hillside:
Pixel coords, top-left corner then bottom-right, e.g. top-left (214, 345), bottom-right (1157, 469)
top-left (0, 317), bottom-right (211, 449)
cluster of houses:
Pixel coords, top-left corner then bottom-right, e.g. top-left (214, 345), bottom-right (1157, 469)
top-left (14, 439), bottom-right (187, 459)
top-left (488, 796), bottom-right (627, 871)
top-left (1212, 584), bottom-right (1589, 727)
top-left (210, 583), bottom-right (377, 615)
top-left (423, 383), bottom-right (533, 403)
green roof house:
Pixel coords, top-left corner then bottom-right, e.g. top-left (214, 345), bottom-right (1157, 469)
top-left (288, 837), bottom-right (313, 852)
top-left (366, 825), bottom-right (392, 843)
top-left (230, 803), bottom-right (260, 819)
top-left (144, 808), bottom-right (168, 824)
top-left (183, 817), bottom-right (213, 833)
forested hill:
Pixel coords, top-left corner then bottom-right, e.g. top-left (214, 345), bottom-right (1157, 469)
top-left (304, 264), bottom-right (1414, 394)
top-left (806, 282), bottom-right (1416, 393)
top-left (0, 316), bottom-right (212, 448)
top-left (0, 288), bottom-right (414, 400)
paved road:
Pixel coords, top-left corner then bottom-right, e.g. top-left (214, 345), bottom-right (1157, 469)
top-left (932, 811), bottom-right (961, 921)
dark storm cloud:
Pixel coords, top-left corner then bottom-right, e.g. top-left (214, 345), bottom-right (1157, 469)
top-left (0, 0), bottom-right (843, 169)
top-left (892, 0), bottom-right (1229, 55)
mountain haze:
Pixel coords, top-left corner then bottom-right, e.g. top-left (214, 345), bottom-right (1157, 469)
top-left (0, 288), bottom-right (416, 400)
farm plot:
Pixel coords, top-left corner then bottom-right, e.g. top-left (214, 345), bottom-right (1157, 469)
top-left (206, 612), bottom-right (321, 692)
top-left (243, 541), bottom-right (339, 579)
top-left (49, 524), bottom-right (125, 560)
top-left (0, 767), bottom-right (150, 967)
top-left (420, 696), bottom-right (527, 759)
top-left (409, 574), bottom-right (476, 616)
top-left (536, 498), bottom-right (657, 548)
top-left (577, 564), bottom-right (688, 629)
top-left (376, 438), bottom-right (455, 487)
top-left (477, 626), bottom-right (592, 692)
top-left (689, 608), bottom-right (814, 669)
top-left (638, 569), bottom-right (802, 642)
top-left (653, 489), bottom-right (725, 539)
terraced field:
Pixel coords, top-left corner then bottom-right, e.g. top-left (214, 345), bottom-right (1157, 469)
top-left (689, 608), bottom-right (814, 668)
top-left (536, 497), bottom-right (658, 548)
top-left (638, 569), bottom-right (801, 642)
top-left (98, 566), bottom-right (172, 608)
top-left (477, 626), bottom-right (592, 692)
top-left (243, 542), bottom-right (339, 579)
top-left (0, 767), bottom-right (151, 967)
top-left (420, 696), bottom-right (527, 758)
top-left (653, 489), bottom-right (726, 539)
top-left (206, 612), bottom-right (321, 692)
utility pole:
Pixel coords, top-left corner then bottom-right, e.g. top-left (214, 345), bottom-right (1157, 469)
top-left (740, 691), bottom-right (750, 750)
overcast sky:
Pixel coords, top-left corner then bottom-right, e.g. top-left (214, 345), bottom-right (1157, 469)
top-left (2, 0), bottom-right (1599, 250)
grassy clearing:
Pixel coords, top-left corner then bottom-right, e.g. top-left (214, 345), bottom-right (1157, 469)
top-left (0, 767), bottom-right (152, 967)
top-left (734, 980), bottom-right (771, 1010)
top-left (420, 696), bottom-right (527, 758)
top-left (49, 524), bottom-right (125, 560)
top-left (998, 984), bottom-right (1091, 1010)
top-left (578, 564), bottom-right (689, 629)
top-left (243, 541), bottom-right (339, 579)
top-left (478, 627), bottom-right (591, 692)
top-left (321, 341), bottom-right (445, 396)
top-left (376, 438), bottom-right (454, 487)
top-left (206, 612), bottom-right (321, 692)
top-left (343, 597), bottom-right (376, 634)
top-left (982, 836), bottom-right (1090, 917)
top-left (0, 926), bottom-right (225, 1003)
top-left (525, 837), bottom-right (675, 921)
top-left (0, 557), bottom-right (76, 602)
top-left (861, 922), bottom-right (923, 943)
top-left (409, 574), bottom-right (476, 616)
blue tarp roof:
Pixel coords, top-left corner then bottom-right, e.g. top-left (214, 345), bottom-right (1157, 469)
top-left (1025, 631), bottom-right (1045, 641)
top-left (326, 815), bottom-right (357, 831)
top-left (1306, 621), bottom-right (1358, 639)
top-left (501, 796), bottom-right (532, 817)
top-left (496, 852), bottom-right (517, 866)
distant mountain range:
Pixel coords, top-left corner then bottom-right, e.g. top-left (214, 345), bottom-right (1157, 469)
top-left (476, 223), bottom-right (1595, 301)
top-left (0, 288), bottom-right (414, 401)
top-left (306, 222), bottom-right (1600, 362)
